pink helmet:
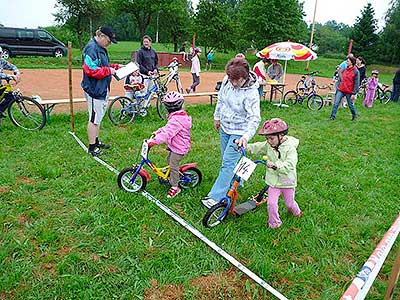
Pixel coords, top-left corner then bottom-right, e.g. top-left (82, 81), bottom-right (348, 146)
top-left (371, 70), bottom-right (379, 75)
top-left (259, 118), bottom-right (288, 136)
top-left (162, 91), bottom-right (184, 111)
top-left (194, 47), bottom-right (201, 53)
top-left (235, 53), bottom-right (245, 59)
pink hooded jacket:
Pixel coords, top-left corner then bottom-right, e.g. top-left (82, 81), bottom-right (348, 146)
top-left (151, 110), bottom-right (192, 155)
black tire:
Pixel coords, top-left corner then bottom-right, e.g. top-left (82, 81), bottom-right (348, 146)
top-left (307, 94), bottom-right (324, 110)
top-left (54, 48), bottom-right (64, 57)
top-left (255, 185), bottom-right (269, 203)
top-left (156, 93), bottom-right (168, 120)
top-left (283, 90), bottom-right (298, 105)
top-left (108, 96), bottom-right (136, 125)
top-left (295, 80), bottom-right (306, 92)
top-left (202, 202), bottom-right (227, 228)
top-left (8, 96), bottom-right (46, 130)
top-left (178, 167), bottom-right (202, 189)
top-left (2, 48), bottom-right (11, 59)
top-left (117, 167), bottom-right (147, 192)
top-left (382, 90), bottom-right (392, 104)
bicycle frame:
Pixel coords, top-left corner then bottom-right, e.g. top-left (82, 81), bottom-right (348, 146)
top-left (127, 140), bottom-right (198, 187)
top-left (210, 147), bottom-right (266, 222)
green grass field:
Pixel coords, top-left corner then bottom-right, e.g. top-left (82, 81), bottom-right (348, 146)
top-left (1, 99), bottom-right (399, 299)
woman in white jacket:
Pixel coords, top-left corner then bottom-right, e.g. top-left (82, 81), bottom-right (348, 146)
top-left (202, 57), bottom-right (261, 208)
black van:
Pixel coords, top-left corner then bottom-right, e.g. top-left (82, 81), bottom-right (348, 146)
top-left (0, 27), bottom-right (67, 59)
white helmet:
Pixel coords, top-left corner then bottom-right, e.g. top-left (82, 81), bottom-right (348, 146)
top-left (0, 46), bottom-right (2, 53)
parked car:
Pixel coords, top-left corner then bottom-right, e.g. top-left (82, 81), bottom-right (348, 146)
top-left (0, 27), bottom-right (67, 59)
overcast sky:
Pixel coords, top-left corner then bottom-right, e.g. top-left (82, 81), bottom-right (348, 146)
top-left (0, 0), bottom-right (393, 30)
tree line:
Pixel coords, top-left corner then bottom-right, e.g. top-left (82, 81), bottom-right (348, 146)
top-left (47, 0), bottom-right (399, 65)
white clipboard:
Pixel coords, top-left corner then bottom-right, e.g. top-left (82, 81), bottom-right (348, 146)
top-left (115, 62), bottom-right (139, 81)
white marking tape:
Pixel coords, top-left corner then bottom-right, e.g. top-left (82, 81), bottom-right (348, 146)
top-left (69, 131), bottom-right (288, 300)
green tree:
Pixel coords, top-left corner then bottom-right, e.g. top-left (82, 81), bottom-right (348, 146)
top-left (351, 3), bottom-right (379, 63)
top-left (158, 0), bottom-right (192, 51)
top-left (54, 0), bottom-right (104, 50)
top-left (237, 0), bottom-right (307, 51)
top-left (379, 0), bottom-right (400, 64)
top-left (195, 0), bottom-right (236, 55)
top-left (312, 22), bottom-right (350, 56)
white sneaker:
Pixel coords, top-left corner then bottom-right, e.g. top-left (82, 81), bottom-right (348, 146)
top-left (201, 197), bottom-right (218, 208)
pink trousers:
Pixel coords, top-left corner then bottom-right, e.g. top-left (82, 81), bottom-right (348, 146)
top-left (267, 186), bottom-right (301, 228)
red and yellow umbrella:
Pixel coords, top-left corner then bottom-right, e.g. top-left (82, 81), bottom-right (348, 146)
top-left (257, 41), bottom-right (317, 61)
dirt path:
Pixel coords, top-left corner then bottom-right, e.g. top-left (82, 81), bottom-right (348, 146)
top-left (16, 69), bottom-right (333, 113)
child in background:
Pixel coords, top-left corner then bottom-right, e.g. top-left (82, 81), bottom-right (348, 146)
top-left (167, 57), bottom-right (180, 73)
top-left (124, 69), bottom-right (145, 100)
top-left (147, 92), bottom-right (192, 198)
top-left (246, 118), bottom-right (302, 228)
top-left (206, 50), bottom-right (215, 71)
top-left (363, 70), bottom-right (379, 108)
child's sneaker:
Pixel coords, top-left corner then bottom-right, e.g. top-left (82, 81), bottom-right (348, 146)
top-left (167, 187), bottom-right (181, 198)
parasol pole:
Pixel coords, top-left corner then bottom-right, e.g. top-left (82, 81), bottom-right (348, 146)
top-left (306, 0), bottom-right (318, 70)
top-left (283, 60), bottom-right (287, 84)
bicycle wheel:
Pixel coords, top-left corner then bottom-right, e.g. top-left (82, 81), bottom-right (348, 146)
top-left (117, 167), bottom-right (147, 192)
top-left (156, 93), bottom-right (168, 120)
top-left (307, 94), bottom-right (324, 110)
top-left (8, 96), bottom-right (46, 130)
top-left (382, 90), bottom-right (392, 104)
top-left (178, 167), bottom-right (202, 189)
top-left (295, 80), bottom-right (306, 92)
top-left (108, 96), bottom-right (136, 125)
top-left (283, 91), bottom-right (298, 105)
top-left (202, 202), bottom-right (228, 228)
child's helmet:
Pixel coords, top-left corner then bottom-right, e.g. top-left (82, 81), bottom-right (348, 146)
top-left (172, 57), bottom-right (178, 61)
top-left (194, 47), bottom-right (201, 53)
top-left (259, 118), bottom-right (288, 136)
top-left (162, 91), bottom-right (184, 111)
top-left (0, 46), bottom-right (2, 53)
top-left (371, 70), bottom-right (379, 75)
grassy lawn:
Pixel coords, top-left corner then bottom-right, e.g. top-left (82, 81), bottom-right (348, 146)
top-left (8, 41), bottom-right (398, 85)
top-left (0, 100), bottom-right (399, 299)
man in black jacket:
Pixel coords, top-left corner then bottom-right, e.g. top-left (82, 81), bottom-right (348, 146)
top-left (137, 35), bottom-right (158, 92)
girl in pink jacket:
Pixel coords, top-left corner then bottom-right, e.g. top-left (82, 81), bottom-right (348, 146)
top-left (148, 92), bottom-right (192, 198)
top-left (363, 70), bottom-right (379, 108)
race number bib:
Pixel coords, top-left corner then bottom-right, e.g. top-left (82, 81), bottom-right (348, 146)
top-left (141, 141), bottom-right (149, 159)
top-left (233, 157), bottom-right (257, 181)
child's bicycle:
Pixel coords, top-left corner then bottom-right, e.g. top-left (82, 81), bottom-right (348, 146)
top-left (202, 143), bottom-right (269, 228)
top-left (108, 74), bottom-right (168, 125)
top-left (375, 83), bottom-right (392, 104)
top-left (162, 60), bottom-right (183, 94)
top-left (284, 71), bottom-right (324, 110)
top-left (0, 77), bottom-right (46, 130)
top-left (117, 138), bottom-right (202, 193)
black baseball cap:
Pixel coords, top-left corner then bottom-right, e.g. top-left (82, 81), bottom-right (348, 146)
top-left (99, 26), bottom-right (117, 44)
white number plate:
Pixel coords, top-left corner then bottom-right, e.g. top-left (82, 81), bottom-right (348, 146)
top-left (233, 156), bottom-right (256, 181)
top-left (141, 141), bottom-right (149, 159)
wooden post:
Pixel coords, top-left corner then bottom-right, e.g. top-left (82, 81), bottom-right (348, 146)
top-left (305, 0), bottom-right (318, 71)
top-left (68, 41), bottom-right (75, 132)
top-left (348, 39), bottom-right (353, 55)
top-left (384, 245), bottom-right (400, 300)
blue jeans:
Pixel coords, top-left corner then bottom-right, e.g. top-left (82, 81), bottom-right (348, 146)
top-left (208, 129), bottom-right (241, 201)
top-left (330, 90), bottom-right (357, 119)
top-left (258, 86), bottom-right (264, 99)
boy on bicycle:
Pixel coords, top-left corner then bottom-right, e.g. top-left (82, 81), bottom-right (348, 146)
top-left (0, 46), bottom-right (21, 118)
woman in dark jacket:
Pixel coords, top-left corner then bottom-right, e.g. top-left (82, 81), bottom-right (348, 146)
top-left (390, 68), bottom-right (400, 102)
top-left (330, 56), bottom-right (360, 121)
